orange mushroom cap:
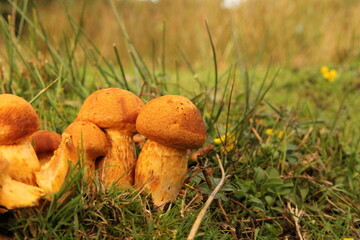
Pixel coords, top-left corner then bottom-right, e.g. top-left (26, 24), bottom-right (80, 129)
top-left (136, 95), bottom-right (206, 150)
top-left (0, 94), bottom-right (40, 145)
top-left (75, 88), bottom-right (144, 133)
top-left (31, 130), bottom-right (61, 155)
top-left (64, 121), bottom-right (110, 161)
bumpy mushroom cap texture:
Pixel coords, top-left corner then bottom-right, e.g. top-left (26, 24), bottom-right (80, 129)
top-left (0, 94), bottom-right (40, 186)
top-left (75, 88), bottom-right (144, 186)
top-left (31, 130), bottom-right (62, 167)
top-left (63, 121), bottom-right (110, 178)
top-left (135, 95), bottom-right (206, 208)
top-left (0, 157), bottom-right (44, 209)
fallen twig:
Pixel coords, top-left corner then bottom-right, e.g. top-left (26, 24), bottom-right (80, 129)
top-left (229, 198), bottom-right (256, 240)
top-left (190, 144), bottom-right (215, 161)
top-left (187, 154), bottom-right (226, 240)
top-left (251, 127), bottom-right (263, 144)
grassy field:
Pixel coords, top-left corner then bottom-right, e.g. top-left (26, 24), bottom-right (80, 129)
top-left (1, 0), bottom-right (360, 239)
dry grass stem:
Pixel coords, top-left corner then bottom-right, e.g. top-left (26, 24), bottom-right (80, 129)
top-left (251, 127), bottom-right (263, 144)
top-left (287, 202), bottom-right (306, 240)
top-left (187, 154), bottom-right (226, 240)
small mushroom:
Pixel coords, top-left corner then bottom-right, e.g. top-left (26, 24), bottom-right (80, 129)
top-left (35, 133), bottom-right (77, 197)
top-left (31, 130), bottom-right (62, 167)
top-left (75, 88), bottom-right (144, 186)
top-left (36, 122), bottom-right (110, 196)
top-left (134, 95), bottom-right (206, 208)
top-left (0, 94), bottom-right (40, 186)
top-left (63, 121), bottom-right (110, 178)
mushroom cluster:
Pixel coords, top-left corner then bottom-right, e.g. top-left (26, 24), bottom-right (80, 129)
top-left (0, 89), bottom-right (206, 211)
top-left (75, 88), bottom-right (144, 186)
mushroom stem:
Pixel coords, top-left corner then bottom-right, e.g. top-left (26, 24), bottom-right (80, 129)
top-left (0, 157), bottom-right (44, 209)
top-left (135, 139), bottom-right (187, 208)
top-left (98, 129), bottom-right (136, 186)
top-left (0, 138), bottom-right (39, 185)
top-left (35, 133), bottom-right (76, 197)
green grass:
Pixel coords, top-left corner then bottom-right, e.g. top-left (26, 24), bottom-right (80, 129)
top-left (1, 1), bottom-right (360, 239)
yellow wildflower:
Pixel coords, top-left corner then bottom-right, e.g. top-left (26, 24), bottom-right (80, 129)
top-left (320, 66), bottom-right (329, 74)
top-left (328, 69), bottom-right (338, 82)
top-left (265, 128), bottom-right (274, 136)
top-left (320, 66), bottom-right (338, 82)
top-left (213, 133), bottom-right (235, 144)
top-left (213, 134), bottom-right (226, 144)
top-left (223, 143), bottom-right (235, 152)
top-left (213, 133), bottom-right (236, 152)
top-left (343, 238), bottom-right (355, 240)
top-left (265, 128), bottom-right (284, 139)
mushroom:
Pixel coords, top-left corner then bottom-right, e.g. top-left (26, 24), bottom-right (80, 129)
top-left (0, 156), bottom-right (44, 209)
top-left (0, 94), bottom-right (44, 209)
top-left (31, 130), bottom-right (62, 167)
top-left (36, 122), bottom-right (110, 197)
top-left (75, 88), bottom-right (144, 186)
top-left (35, 133), bottom-right (77, 197)
top-left (0, 94), bottom-right (40, 185)
top-left (63, 121), bottom-right (110, 178)
top-left (134, 95), bottom-right (206, 208)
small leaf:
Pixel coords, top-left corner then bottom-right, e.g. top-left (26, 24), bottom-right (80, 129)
top-left (266, 167), bottom-right (280, 178)
top-left (265, 195), bottom-right (275, 206)
top-left (254, 167), bottom-right (267, 185)
top-left (299, 187), bottom-right (309, 201)
top-left (249, 198), bottom-right (265, 211)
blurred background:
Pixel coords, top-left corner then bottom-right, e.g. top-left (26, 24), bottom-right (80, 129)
top-left (1, 0), bottom-right (360, 71)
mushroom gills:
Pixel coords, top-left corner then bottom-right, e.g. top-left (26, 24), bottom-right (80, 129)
top-left (135, 139), bottom-right (187, 208)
